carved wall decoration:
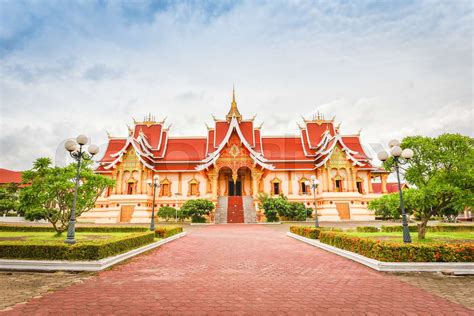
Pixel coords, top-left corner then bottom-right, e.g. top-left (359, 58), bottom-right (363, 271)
top-left (188, 177), bottom-right (200, 196)
top-left (159, 177), bottom-right (172, 197)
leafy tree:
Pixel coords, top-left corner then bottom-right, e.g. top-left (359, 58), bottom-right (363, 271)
top-left (181, 198), bottom-right (214, 223)
top-left (0, 183), bottom-right (21, 216)
top-left (263, 209), bottom-right (279, 222)
top-left (260, 195), bottom-right (288, 221)
top-left (20, 157), bottom-right (115, 234)
top-left (376, 134), bottom-right (473, 239)
top-left (368, 193), bottom-right (403, 220)
top-left (158, 206), bottom-right (177, 221)
top-left (176, 209), bottom-right (188, 222)
top-left (288, 202), bottom-right (311, 221)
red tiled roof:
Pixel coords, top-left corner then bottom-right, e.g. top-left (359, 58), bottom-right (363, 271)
top-left (372, 183), bottom-right (408, 194)
top-left (262, 137), bottom-right (310, 161)
top-left (164, 138), bottom-right (207, 161)
top-left (0, 168), bottom-right (22, 184)
top-left (97, 114), bottom-right (377, 172)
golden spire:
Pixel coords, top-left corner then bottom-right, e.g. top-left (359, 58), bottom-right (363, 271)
top-left (226, 85), bottom-right (242, 122)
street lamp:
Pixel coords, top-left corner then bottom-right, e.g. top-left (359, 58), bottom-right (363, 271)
top-left (305, 175), bottom-right (320, 227)
top-left (147, 175), bottom-right (160, 231)
top-left (377, 139), bottom-right (414, 243)
top-left (64, 135), bottom-right (100, 244)
top-left (174, 192), bottom-right (182, 223)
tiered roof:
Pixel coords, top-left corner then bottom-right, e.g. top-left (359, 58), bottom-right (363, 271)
top-left (97, 92), bottom-right (378, 173)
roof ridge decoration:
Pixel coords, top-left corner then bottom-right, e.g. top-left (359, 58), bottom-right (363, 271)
top-left (226, 86), bottom-right (242, 122)
top-left (302, 112), bottom-right (335, 126)
top-left (196, 116), bottom-right (274, 171)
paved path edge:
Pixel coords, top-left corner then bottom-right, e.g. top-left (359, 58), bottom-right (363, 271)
top-left (0, 232), bottom-right (187, 272)
top-left (287, 232), bottom-right (474, 275)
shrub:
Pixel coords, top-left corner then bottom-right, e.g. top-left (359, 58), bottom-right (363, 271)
top-left (261, 195), bottom-right (287, 220)
top-left (264, 209), bottom-right (279, 222)
top-left (154, 226), bottom-right (183, 238)
top-left (290, 225), bottom-right (343, 239)
top-left (426, 225), bottom-right (474, 232)
top-left (380, 225), bottom-right (418, 233)
top-left (0, 225), bottom-right (148, 233)
top-left (0, 232), bottom-right (155, 261)
top-left (287, 202), bottom-right (310, 221)
top-left (356, 226), bottom-right (380, 233)
top-left (181, 199), bottom-right (214, 223)
top-left (290, 226), bottom-right (321, 239)
top-left (158, 206), bottom-right (177, 221)
top-left (319, 231), bottom-right (474, 262)
top-left (380, 225), bottom-right (474, 233)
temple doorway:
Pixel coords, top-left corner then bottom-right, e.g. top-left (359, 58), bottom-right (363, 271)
top-left (228, 179), bottom-right (242, 196)
top-left (217, 166), bottom-right (252, 197)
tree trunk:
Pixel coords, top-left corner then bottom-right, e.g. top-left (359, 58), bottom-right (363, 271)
top-left (417, 219), bottom-right (429, 239)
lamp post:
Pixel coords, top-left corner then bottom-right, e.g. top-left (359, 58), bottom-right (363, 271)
top-left (174, 192), bottom-right (182, 223)
top-left (64, 135), bottom-right (100, 244)
top-left (305, 175), bottom-right (320, 227)
top-left (377, 139), bottom-right (414, 243)
top-left (147, 175), bottom-right (160, 231)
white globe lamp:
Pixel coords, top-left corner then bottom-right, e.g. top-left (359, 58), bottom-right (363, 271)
top-left (76, 135), bottom-right (88, 146)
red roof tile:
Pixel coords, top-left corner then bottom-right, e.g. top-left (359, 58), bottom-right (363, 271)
top-left (0, 168), bottom-right (22, 184)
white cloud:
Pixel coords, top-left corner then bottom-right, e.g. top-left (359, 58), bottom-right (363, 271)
top-left (0, 0), bottom-right (472, 170)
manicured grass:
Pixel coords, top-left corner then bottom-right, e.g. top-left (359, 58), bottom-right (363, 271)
top-left (0, 231), bottom-right (138, 244)
top-left (345, 231), bottom-right (474, 244)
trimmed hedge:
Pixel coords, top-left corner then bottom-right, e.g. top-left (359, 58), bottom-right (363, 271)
top-left (155, 226), bottom-right (183, 238)
top-left (355, 226), bottom-right (380, 233)
top-left (380, 225), bottom-right (474, 233)
top-left (319, 231), bottom-right (474, 262)
top-left (289, 226), bottom-right (342, 239)
top-left (0, 231), bottom-right (155, 261)
top-left (380, 225), bottom-right (419, 233)
top-left (0, 225), bottom-right (148, 233)
top-left (290, 226), bottom-right (321, 239)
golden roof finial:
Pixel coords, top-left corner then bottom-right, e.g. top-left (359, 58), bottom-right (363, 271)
top-left (226, 84), bottom-right (242, 122)
top-left (232, 84), bottom-right (236, 103)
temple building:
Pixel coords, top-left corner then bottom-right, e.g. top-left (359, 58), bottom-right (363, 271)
top-left (81, 89), bottom-right (391, 223)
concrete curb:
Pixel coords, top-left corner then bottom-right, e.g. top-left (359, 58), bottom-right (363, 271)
top-left (287, 232), bottom-right (474, 275)
top-left (190, 223), bottom-right (215, 226)
top-left (0, 232), bottom-right (187, 272)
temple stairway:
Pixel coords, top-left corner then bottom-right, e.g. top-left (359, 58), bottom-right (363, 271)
top-left (227, 196), bottom-right (244, 223)
top-left (215, 196), bottom-right (256, 224)
top-left (215, 196), bottom-right (228, 224)
top-left (242, 196), bottom-right (257, 223)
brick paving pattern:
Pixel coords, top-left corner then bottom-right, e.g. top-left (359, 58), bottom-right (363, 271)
top-left (0, 271), bottom-right (92, 310)
top-left (3, 225), bottom-right (473, 315)
top-left (393, 272), bottom-right (474, 310)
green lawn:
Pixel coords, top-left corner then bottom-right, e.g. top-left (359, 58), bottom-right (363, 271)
top-left (345, 231), bottom-right (474, 244)
top-left (0, 231), bottom-right (139, 244)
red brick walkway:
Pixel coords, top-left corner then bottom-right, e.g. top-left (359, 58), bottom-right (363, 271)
top-left (5, 225), bottom-right (472, 315)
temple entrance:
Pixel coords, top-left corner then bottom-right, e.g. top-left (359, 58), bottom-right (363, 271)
top-left (228, 179), bottom-right (242, 196)
top-left (217, 166), bottom-right (251, 197)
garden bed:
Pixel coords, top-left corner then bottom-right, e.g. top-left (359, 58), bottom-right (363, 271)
top-left (0, 225), bottom-right (184, 261)
top-left (289, 225), bottom-right (474, 263)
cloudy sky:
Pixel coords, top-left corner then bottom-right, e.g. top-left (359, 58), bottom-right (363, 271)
top-left (0, 0), bottom-right (472, 170)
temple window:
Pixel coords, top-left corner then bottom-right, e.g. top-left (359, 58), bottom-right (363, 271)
top-left (188, 178), bottom-right (200, 196)
top-left (160, 178), bottom-right (172, 197)
top-left (356, 180), bottom-right (363, 194)
top-left (273, 183), bottom-right (280, 195)
top-left (190, 183), bottom-right (198, 195)
top-left (161, 183), bottom-right (170, 196)
top-left (299, 177), bottom-right (309, 195)
top-left (270, 177), bottom-right (282, 195)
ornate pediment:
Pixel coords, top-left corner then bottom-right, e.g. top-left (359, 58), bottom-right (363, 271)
top-left (328, 146), bottom-right (350, 168)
